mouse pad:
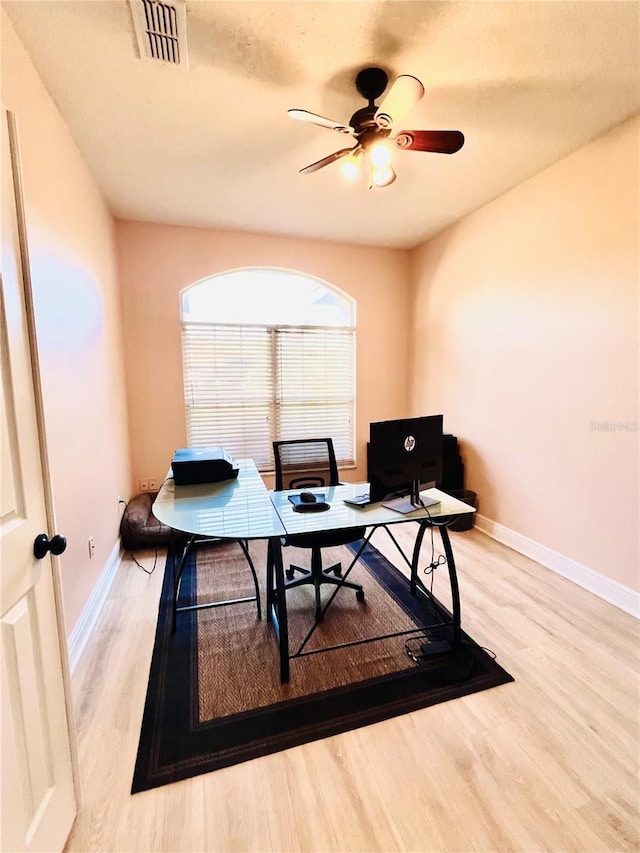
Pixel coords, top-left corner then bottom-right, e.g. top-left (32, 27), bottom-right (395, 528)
top-left (292, 502), bottom-right (330, 512)
top-left (288, 494), bottom-right (330, 512)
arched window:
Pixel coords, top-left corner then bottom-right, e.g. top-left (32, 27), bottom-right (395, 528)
top-left (181, 268), bottom-right (356, 470)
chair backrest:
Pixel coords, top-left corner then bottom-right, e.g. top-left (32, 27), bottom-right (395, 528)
top-left (273, 438), bottom-right (340, 491)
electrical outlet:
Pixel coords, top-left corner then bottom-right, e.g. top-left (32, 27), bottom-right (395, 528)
top-left (139, 479), bottom-right (149, 492)
top-left (88, 536), bottom-right (95, 559)
top-left (117, 496), bottom-right (125, 517)
top-left (148, 478), bottom-right (158, 492)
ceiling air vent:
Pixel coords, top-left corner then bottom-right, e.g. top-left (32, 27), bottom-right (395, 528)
top-left (128, 0), bottom-right (188, 68)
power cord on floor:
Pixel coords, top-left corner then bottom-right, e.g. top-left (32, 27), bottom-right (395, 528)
top-left (479, 646), bottom-right (497, 659)
top-left (404, 635), bottom-right (433, 664)
top-left (129, 549), bottom-right (159, 575)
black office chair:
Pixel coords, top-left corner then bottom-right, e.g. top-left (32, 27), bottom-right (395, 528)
top-left (273, 438), bottom-right (366, 621)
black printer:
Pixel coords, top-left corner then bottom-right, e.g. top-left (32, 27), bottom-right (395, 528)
top-left (171, 446), bottom-right (239, 486)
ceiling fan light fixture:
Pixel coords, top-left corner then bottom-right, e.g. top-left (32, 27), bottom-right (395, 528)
top-left (340, 149), bottom-right (363, 181)
top-left (371, 163), bottom-right (396, 188)
top-left (369, 141), bottom-right (392, 169)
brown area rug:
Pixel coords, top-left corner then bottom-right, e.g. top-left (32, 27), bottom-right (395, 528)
top-left (132, 538), bottom-right (513, 792)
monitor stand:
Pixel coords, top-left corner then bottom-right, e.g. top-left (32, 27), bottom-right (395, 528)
top-left (382, 479), bottom-right (440, 515)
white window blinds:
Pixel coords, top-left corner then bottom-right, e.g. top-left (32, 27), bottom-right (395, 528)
top-left (275, 327), bottom-right (354, 464)
top-left (182, 324), bottom-right (274, 468)
top-left (182, 323), bottom-right (355, 469)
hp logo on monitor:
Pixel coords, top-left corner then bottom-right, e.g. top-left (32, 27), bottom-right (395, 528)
top-left (404, 435), bottom-right (416, 452)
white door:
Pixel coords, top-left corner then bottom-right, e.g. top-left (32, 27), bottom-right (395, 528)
top-left (1, 109), bottom-right (77, 852)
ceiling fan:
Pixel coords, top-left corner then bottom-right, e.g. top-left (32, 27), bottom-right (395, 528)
top-left (288, 67), bottom-right (464, 188)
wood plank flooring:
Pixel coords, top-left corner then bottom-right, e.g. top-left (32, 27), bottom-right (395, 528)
top-left (65, 526), bottom-right (639, 852)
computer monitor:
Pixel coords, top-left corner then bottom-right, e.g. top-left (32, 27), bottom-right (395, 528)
top-left (367, 414), bottom-right (444, 505)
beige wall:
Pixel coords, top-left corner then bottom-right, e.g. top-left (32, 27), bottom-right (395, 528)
top-left (2, 12), bottom-right (132, 634)
top-left (410, 115), bottom-right (639, 591)
top-left (115, 221), bottom-right (412, 488)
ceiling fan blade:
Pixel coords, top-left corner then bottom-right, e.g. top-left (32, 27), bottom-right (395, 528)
top-left (374, 75), bottom-right (425, 130)
top-left (394, 130), bottom-right (465, 154)
top-left (299, 147), bottom-right (357, 174)
top-left (288, 109), bottom-right (354, 134)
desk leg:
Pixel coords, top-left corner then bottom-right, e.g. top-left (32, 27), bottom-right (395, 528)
top-left (410, 521), bottom-right (462, 647)
top-left (266, 539), bottom-right (274, 622)
top-left (410, 522), bottom-right (428, 596)
top-left (268, 537), bottom-right (290, 683)
top-left (238, 539), bottom-right (262, 620)
top-left (172, 533), bottom-right (195, 634)
top-left (439, 525), bottom-right (462, 645)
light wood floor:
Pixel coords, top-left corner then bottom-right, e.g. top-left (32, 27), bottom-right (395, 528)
top-left (65, 525), bottom-right (639, 852)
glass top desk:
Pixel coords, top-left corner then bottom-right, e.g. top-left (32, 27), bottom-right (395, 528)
top-left (153, 458), bottom-right (285, 540)
top-left (153, 459), bottom-right (475, 682)
top-left (153, 459), bottom-right (284, 631)
top-left (268, 482), bottom-right (475, 681)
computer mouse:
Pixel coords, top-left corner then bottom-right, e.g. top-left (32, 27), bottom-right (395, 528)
top-left (299, 491), bottom-right (317, 503)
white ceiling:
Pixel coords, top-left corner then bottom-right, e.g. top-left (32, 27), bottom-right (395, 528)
top-left (4, 0), bottom-right (640, 249)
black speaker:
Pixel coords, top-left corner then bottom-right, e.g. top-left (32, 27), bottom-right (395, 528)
top-left (440, 456), bottom-right (464, 491)
top-left (442, 434), bottom-right (459, 457)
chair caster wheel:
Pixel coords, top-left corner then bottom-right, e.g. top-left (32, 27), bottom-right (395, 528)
top-left (356, 589), bottom-right (365, 603)
top-left (286, 568), bottom-right (295, 580)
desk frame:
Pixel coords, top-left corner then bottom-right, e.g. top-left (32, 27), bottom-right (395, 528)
top-left (266, 517), bottom-right (462, 683)
top-left (170, 533), bottom-right (262, 633)
top-left (152, 461), bottom-right (473, 685)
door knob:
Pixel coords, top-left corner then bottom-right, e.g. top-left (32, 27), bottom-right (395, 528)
top-left (33, 533), bottom-right (67, 560)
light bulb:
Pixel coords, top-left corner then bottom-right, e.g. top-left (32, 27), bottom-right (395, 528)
top-left (369, 141), bottom-right (392, 168)
top-left (371, 164), bottom-right (397, 188)
top-left (340, 154), bottom-right (362, 181)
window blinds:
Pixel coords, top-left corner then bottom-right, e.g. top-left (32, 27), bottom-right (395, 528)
top-left (182, 323), bottom-right (355, 469)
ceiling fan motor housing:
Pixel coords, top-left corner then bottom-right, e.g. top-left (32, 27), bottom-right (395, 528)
top-left (349, 105), bottom-right (378, 133)
top-left (355, 67), bottom-right (388, 104)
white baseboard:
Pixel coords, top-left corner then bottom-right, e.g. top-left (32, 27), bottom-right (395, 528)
top-left (475, 514), bottom-right (639, 619)
top-left (67, 540), bottom-right (122, 673)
